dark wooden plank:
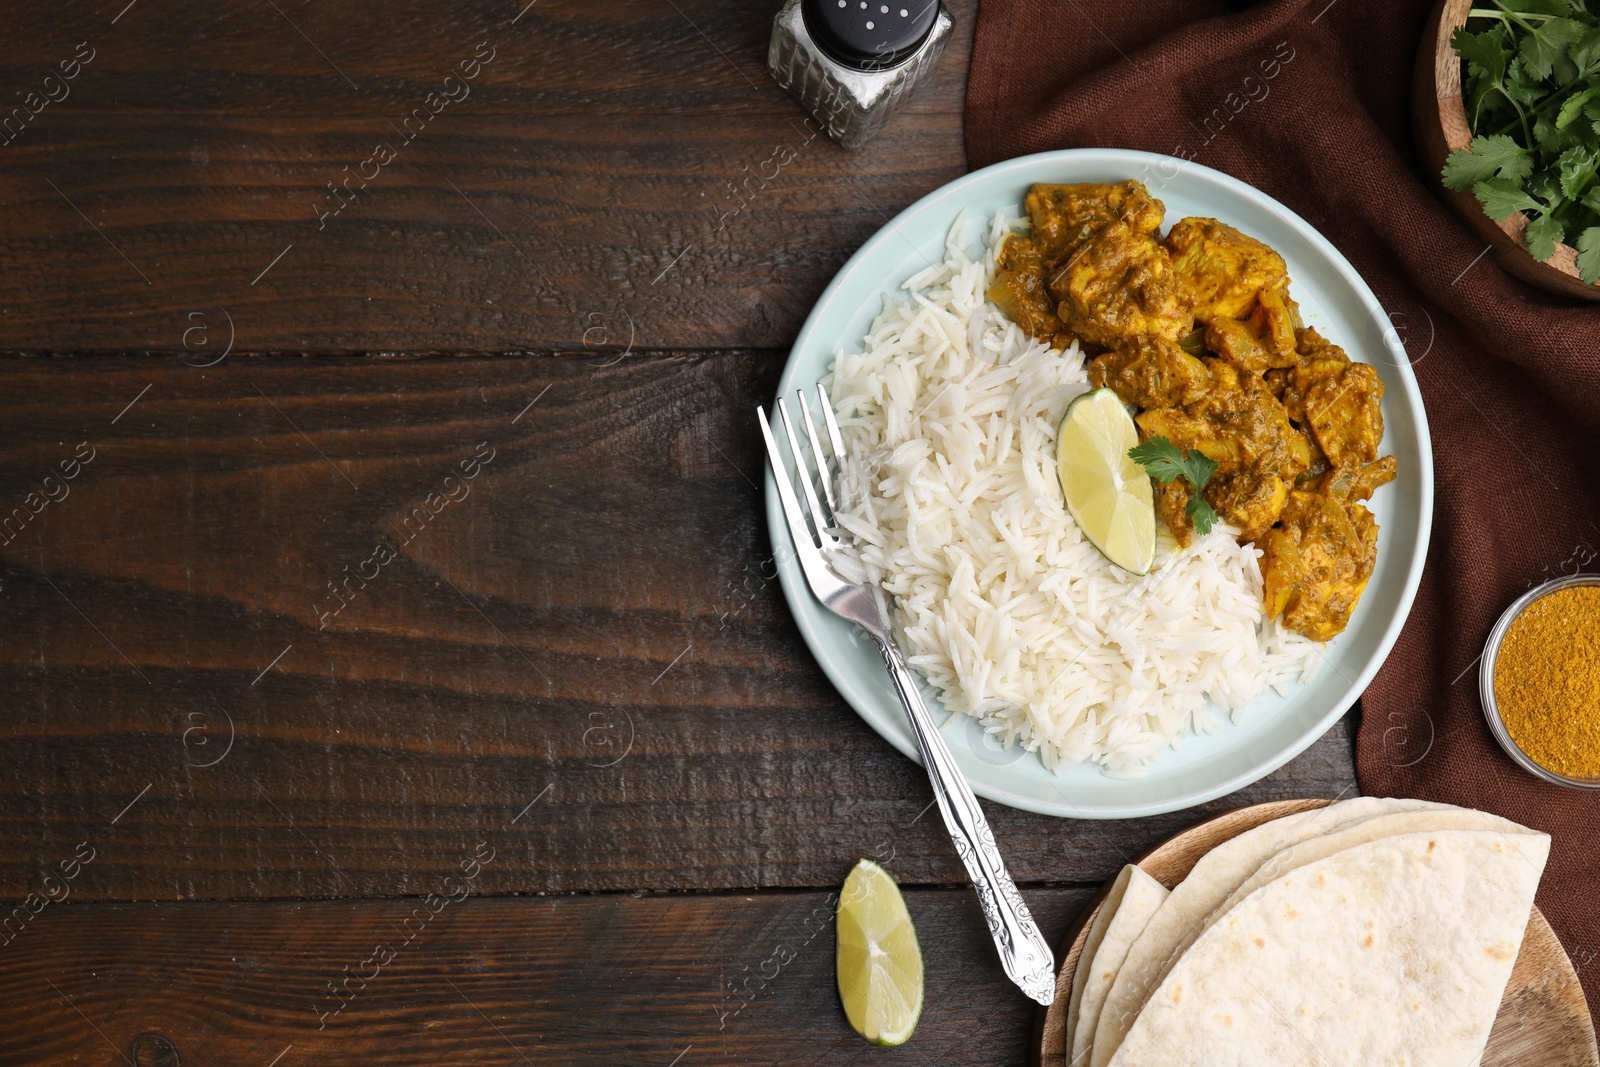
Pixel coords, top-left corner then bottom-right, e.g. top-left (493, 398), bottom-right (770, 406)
top-left (0, 887), bottom-right (1091, 1065)
top-left (0, 0), bottom-right (972, 354)
top-left (0, 354), bottom-right (1356, 901)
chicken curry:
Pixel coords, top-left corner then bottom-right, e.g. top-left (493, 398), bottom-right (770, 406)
top-left (990, 179), bottom-right (1395, 641)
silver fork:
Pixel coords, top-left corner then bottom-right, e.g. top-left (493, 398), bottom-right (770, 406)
top-left (758, 385), bottom-right (1057, 1006)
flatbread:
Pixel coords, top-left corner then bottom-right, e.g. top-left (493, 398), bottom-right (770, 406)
top-left (1087, 796), bottom-right (1443, 1067)
top-left (1128, 805), bottom-right (1532, 1034)
top-left (1105, 828), bottom-right (1551, 1067)
top-left (1066, 865), bottom-right (1167, 1066)
top-left (1066, 865), bottom-right (1139, 1056)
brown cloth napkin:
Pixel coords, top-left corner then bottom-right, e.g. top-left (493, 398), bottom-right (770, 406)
top-left (965, 0), bottom-right (1600, 1014)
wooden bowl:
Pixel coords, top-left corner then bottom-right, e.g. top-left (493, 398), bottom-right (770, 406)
top-left (1413, 0), bottom-right (1600, 301)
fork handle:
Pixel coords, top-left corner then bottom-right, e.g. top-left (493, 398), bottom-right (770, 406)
top-left (872, 633), bottom-right (1058, 1006)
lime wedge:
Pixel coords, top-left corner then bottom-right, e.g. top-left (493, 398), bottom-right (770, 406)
top-left (1057, 388), bottom-right (1156, 575)
top-left (836, 858), bottom-right (923, 1046)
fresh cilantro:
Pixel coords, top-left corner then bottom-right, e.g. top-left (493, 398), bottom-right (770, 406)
top-left (1530, 168), bottom-right (1566, 203)
top-left (1447, 0), bottom-right (1600, 279)
top-left (1474, 177), bottom-right (1543, 219)
top-left (1556, 85), bottom-right (1600, 128)
top-left (1127, 436), bottom-right (1221, 537)
top-left (1520, 17), bottom-right (1586, 80)
top-left (1525, 209), bottom-right (1566, 259)
top-left (1453, 26), bottom-right (1510, 85)
top-left (1558, 145), bottom-right (1597, 197)
top-left (1183, 494), bottom-right (1220, 535)
top-left (1578, 226), bottom-right (1600, 283)
top-left (1442, 134), bottom-right (1534, 187)
top-left (1572, 27), bottom-right (1600, 75)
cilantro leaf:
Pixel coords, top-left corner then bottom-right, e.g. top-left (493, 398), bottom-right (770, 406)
top-left (1127, 436), bottom-right (1220, 537)
top-left (1184, 495), bottom-right (1220, 537)
top-left (1501, 58), bottom-right (1544, 109)
top-left (1529, 170), bottom-right (1565, 203)
top-left (1128, 436), bottom-right (1216, 491)
top-left (1451, 26), bottom-right (1510, 84)
top-left (1519, 17), bottom-right (1588, 80)
top-left (1533, 114), bottom-right (1572, 156)
top-left (1570, 26), bottom-right (1600, 73)
top-left (1557, 86), bottom-right (1600, 129)
top-left (1525, 211), bottom-right (1566, 260)
top-left (1557, 145), bottom-right (1596, 197)
top-left (1442, 135), bottom-right (1535, 189)
top-left (1473, 176), bottom-right (1543, 219)
top-left (1578, 227), bottom-right (1600, 285)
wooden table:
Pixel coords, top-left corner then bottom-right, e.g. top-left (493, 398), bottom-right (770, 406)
top-left (0, 1), bottom-right (1358, 1062)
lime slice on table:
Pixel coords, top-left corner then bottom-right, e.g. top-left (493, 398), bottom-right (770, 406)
top-left (1056, 388), bottom-right (1156, 575)
top-left (836, 858), bottom-right (923, 1046)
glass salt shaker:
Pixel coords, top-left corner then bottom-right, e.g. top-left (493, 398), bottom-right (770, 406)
top-left (768, 0), bottom-right (952, 150)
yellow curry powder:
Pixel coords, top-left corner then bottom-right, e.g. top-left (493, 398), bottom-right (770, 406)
top-left (1494, 586), bottom-right (1600, 779)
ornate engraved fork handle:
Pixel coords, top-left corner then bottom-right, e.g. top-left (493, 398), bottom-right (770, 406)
top-left (872, 632), bottom-right (1058, 1006)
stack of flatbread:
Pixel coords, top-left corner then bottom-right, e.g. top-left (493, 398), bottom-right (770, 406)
top-left (1064, 797), bottom-right (1550, 1067)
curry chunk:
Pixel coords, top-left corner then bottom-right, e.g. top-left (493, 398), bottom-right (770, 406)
top-left (1052, 219), bottom-right (1192, 347)
top-left (1137, 405), bottom-right (1240, 467)
top-left (1206, 317), bottom-right (1297, 372)
top-left (1165, 217), bottom-right (1289, 323)
top-left (1294, 326), bottom-right (1351, 363)
top-left (1259, 489), bottom-right (1379, 641)
top-left (1249, 285), bottom-right (1301, 360)
top-left (1089, 336), bottom-right (1210, 409)
top-left (989, 234), bottom-right (1067, 345)
top-left (1134, 358), bottom-right (1310, 546)
top-left (1207, 469), bottom-right (1288, 544)
top-left (1274, 328), bottom-right (1383, 468)
top-left (991, 180), bottom-right (1172, 350)
top-left (1136, 361), bottom-right (1309, 480)
top-left (1024, 180), bottom-right (1164, 267)
top-left (1302, 361), bottom-right (1384, 468)
top-left (1273, 327), bottom-right (1351, 423)
top-left (1153, 476), bottom-right (1196, 548)
top-left (1312, 456), bottom-right (1398, 503)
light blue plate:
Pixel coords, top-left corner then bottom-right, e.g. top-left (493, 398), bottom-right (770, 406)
top-left (766, 149), bottom-right (1432, 819)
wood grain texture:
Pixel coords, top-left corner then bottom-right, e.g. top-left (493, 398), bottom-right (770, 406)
top-left (0, 354), bottom-right (1358, 902)
top-left (0, 0), bottom-right (972, 353)
top-left (1037, 799), bottom-right (1598, 1067)
top-left (0, 886), bottom-right (1092, 1066)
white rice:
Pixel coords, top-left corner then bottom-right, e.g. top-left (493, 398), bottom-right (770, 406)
top-left (823, 211), bottom-right (1322, 775)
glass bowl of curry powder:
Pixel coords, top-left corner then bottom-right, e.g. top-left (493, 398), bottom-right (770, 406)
top-left (1480, 574), bottom-right (1600, 789)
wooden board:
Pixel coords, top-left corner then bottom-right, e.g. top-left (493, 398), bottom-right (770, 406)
top-left (0, 354), bottom-right (1361, 903)
top-left (1036, 799), bottom-right (1600, 1067)
top-left (0, 885), bottom-right (1090, 1066)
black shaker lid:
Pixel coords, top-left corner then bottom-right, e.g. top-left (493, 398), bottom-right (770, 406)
top-left (801, 0), bottom-right (937, 70)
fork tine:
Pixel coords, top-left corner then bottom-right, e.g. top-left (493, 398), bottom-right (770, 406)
top-left (758, 406), bottom-right (826, 569)
top-left (777, 395), bottom-right (841, 550)
top-left (817, 382), bottom-right (846, 466)
top-left (796, 388), bottom-right (838, 516)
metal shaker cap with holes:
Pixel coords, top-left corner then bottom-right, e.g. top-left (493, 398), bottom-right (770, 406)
top-left (767, 0), bottom-right (952, 150)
